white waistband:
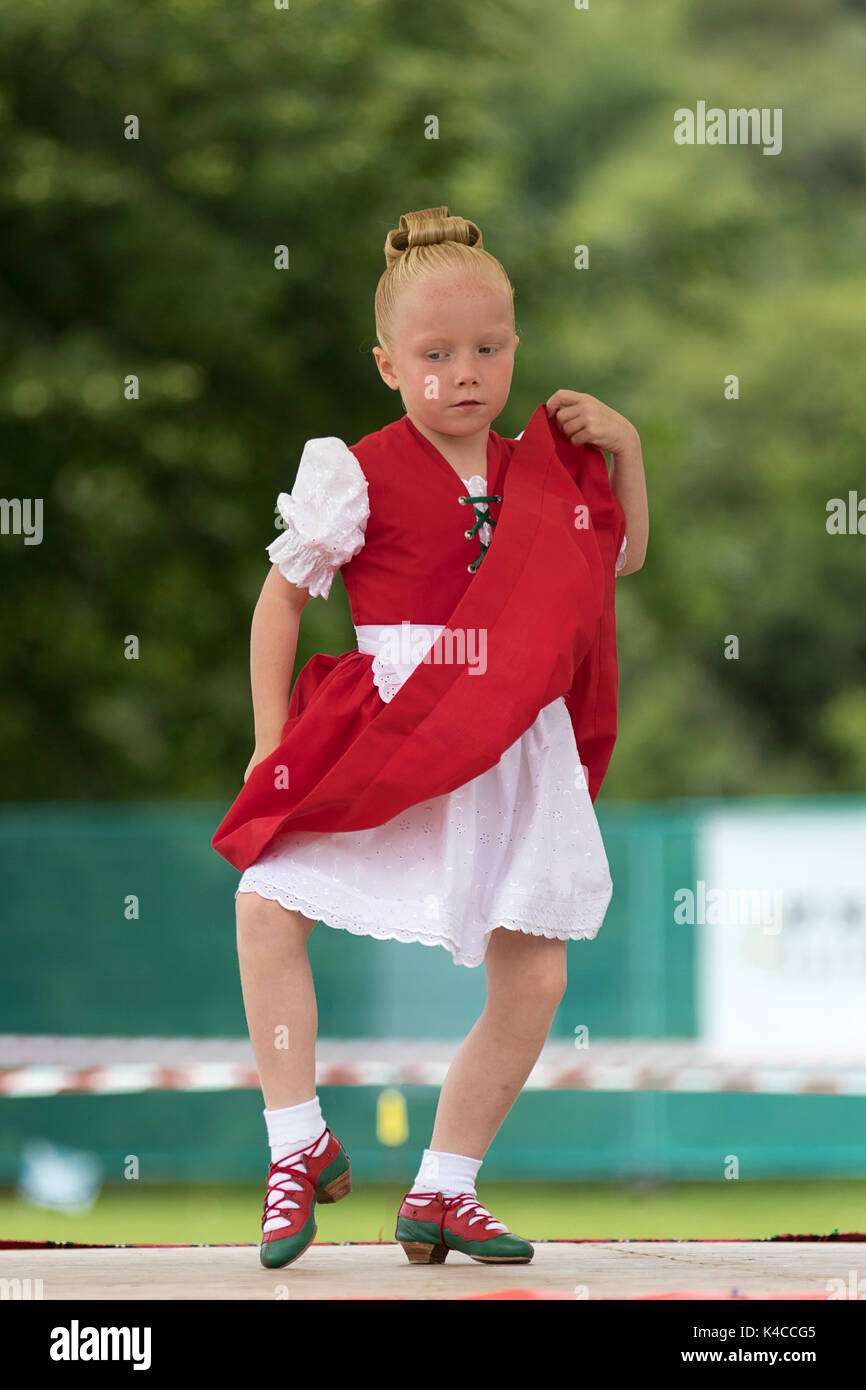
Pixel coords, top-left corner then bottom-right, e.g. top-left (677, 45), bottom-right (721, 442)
top-left (355, 622), bottom-right (443, 657)
top-left (355, 622), bottom-right (483, 703)
top-left (353, 623), bottom-right (563, 718)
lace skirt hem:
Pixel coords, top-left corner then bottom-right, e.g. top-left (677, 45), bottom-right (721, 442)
top-left (235, 877), bottom-right (609, 970)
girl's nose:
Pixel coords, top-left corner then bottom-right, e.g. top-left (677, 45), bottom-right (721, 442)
top-left (454, 361), bottom-right (480, 384)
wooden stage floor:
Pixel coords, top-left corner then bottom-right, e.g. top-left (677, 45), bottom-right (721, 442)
top-left (1, 1239), bottom-right (858, 1300)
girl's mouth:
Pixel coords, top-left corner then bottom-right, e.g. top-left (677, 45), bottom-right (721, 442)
top-left (452, 401), bottom-right (483, 410)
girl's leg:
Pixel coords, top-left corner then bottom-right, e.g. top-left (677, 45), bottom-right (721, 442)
top-left (428, 926), bottom-right (568, 1158)
top-left (235, 891), bottom-right (319, 1110)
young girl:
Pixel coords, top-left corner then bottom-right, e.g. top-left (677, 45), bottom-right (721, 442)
top-left (211, 205), bottom-right (648, 1270)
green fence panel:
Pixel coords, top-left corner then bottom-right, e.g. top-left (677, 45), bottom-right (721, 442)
top-left (1, 799), bottom-right (864, 1183)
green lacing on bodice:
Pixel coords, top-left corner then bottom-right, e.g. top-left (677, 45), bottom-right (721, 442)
top-left (458, 491), bottom-right (503, 572)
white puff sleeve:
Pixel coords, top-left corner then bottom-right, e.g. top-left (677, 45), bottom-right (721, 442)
top-left (266, 437), bottom-right (370, 600)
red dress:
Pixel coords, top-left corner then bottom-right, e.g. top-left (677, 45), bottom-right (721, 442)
top-left (211, 403), bottom-right (626, 967)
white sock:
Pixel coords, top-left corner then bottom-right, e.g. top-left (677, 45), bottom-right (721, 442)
top-left (407, 1149), bottom-right (507, 1231)
top-left (264, 1096), bottom-right (328, 1163)
top-left (409, 1148), bottom-right (482, 1198)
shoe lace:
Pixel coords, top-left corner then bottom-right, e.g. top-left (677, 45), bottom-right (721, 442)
top-left (440, 1193), bottom-right (508, 1232)
top-left (262, 1128), bottom-right (330, 1233)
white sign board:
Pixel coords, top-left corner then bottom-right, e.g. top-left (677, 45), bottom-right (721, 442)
top-left (694, 807), bottom-right (866, 1061)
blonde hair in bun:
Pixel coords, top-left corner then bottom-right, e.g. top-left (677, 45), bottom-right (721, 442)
top-left (374, 205), bottom-right (514, 351)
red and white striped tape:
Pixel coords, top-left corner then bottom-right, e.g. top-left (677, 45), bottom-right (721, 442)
top-left (1, 1035), bottom-right (864, 1098)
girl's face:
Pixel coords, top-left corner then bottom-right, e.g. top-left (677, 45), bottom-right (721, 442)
top-left (373, 272), bottom-right (518, 439)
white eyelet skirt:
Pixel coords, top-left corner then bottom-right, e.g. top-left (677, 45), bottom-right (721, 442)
top-left (236, 624), bottom-right (614, 968)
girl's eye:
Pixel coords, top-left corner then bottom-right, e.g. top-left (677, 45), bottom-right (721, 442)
top-left (427, 351), bottom-right (445, 361)
top-left (478, 346), bottom-right (497, 355)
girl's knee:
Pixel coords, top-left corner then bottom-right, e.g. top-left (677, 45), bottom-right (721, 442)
top-left (235, 891), bottom-right (317, 948)
top-left (533, 957), bottom-right (568, 1009)
top-left (486, 929), bottom-right (568, 1010)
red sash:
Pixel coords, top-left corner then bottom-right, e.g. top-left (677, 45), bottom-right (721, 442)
top-left (212, 404), bottom-right (625, 872)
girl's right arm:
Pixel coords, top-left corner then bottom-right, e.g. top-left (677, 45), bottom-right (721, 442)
top-left (243, 564), bottom-right (311, 782)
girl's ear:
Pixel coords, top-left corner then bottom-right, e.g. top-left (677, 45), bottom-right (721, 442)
top-left (372, 345), bottom-right (400, 391)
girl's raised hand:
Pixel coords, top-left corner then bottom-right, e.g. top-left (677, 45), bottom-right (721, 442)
top-left (546, 389), bottom-right (638, 457)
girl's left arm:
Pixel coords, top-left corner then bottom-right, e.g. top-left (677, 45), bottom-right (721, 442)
top-left (608, 430), bottom-right (648, 576)
top-left (546, 388), bottom-right (648, 575)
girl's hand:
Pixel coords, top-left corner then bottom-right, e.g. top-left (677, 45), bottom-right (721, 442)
top-left (244, 745), bottom-right (276, 784)
top-left (546, 389), bottom-right (638, 457)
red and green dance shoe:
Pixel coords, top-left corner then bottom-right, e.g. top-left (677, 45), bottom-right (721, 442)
top-left (259, 1127), bottom-right (351, 1269)
top-left (395, 1190), bottom-right (534, 1264)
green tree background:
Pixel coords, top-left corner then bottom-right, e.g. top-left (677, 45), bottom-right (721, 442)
top-left (1, 0), bottom-right (864, 804)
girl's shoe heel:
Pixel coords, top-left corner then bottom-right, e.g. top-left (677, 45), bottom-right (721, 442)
top-left (318, 1169), bottom-right (352, 1204)
top-left (399, 1240), bottom-right (449, 1264)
